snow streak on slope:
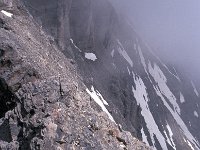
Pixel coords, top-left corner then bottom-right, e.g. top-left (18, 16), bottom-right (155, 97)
top-left (146, 46), bottom-right (181, 82)
top-left (70, 38), bottom-right (82, 52)
top-left (147, 62), bottom-right (200, 149)
top-left (173, 67), bottom-right (180, 81)
top-left (153, 85), bottom-right (199, 149)
top-left (132, 72), bottom-right (168, 150)
top-left (191, 81), bottom-right (199, 97)
top-left (180, 92), bottom-right (185, 103)
top-left (117, 40), bottom-right (133, 67)
top-left (86, 86), bottom-right (115, 122)
top-left (148, 63), bottom-right (181, 114)
top-left (138, 45), bottom-right (147, 70)
top-left (127, 66), bottom-right (131, 75)
top-left (184, 139), bottom-right (195, 150)
top-left (163, 64), bottom-right (181, 82)
top-left (165, 123), bottom-right (176, 149)
top-left (137, 45), bottom-right (154, 84)
top-left (194, 111), bottom-right (199, 118)
top-left (141, 127), bottom-right (149, 146)
top-left (1, 10), bottom-right (13, 17)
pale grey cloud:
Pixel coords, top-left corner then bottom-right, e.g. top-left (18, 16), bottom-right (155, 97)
top-left (110, 0), bottom-right (200, 79)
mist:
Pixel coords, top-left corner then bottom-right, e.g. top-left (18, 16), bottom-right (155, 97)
top-left (110, 0), bottom-right (200, 80)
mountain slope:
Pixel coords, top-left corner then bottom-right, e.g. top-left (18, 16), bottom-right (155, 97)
top-left (23, 0), bottom-right (200, 150)
top-left (0, 1), bottom-right (150, 149)
top-left (1, 0), bottom-right (200, 150)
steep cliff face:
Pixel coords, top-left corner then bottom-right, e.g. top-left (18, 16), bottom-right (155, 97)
top-left (22, 0), bottom-right (73, 56)
top-left (0, 1), bottom-right (150, 149)
top-left (1, 0), bottom-right (200, 150)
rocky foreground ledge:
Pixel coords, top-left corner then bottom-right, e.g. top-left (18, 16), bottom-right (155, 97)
top-left (0, 1), bottom-right (150, 149)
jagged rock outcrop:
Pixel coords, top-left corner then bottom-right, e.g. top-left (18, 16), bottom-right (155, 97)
top-left (0, 1), bottom-right (150, 149)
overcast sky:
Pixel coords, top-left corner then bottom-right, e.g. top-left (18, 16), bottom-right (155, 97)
top-left (111, 0), bottom-right (200, 79)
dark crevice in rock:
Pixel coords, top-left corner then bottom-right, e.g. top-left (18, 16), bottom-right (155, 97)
top-left (0, 119), bottom-right (12, 142)
top-left (0, 18), bottom-right (11, 31)
top-left (0, 48), bottom-right (5, 57)
top-left (17, 123), bottom-right (44, 150)
top-left (116, 136), bottom-right (127, 146)
top-left (0, 18), bottom-right (5, 28)
top-left (0, 78), bottom-right (17, 118)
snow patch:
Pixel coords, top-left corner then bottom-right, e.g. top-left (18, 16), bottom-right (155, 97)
top-left (117, 39), bottom-right (133, 67)
top-left (180, 92), bottom-right (185, 103)
top-left (86, 86), bottom-right (115, 122)
top-left (96, 90), bottom-right (109, 106)
top-left (120, 144), bottom-right (126, 148)
top-left (85, 53), bottom-right (97, 61)
top-left (148, 63), bottom-right (181, 114)
top-left (194, 111), bottom-right (198, 118)
top-left (132, 72), bottom-right (168, 150)
top-left (1, 10), bottom-right (13, 17)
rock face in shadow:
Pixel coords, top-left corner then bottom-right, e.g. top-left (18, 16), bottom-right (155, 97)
top-left (22, 0), bottom-right (73, 56)
top-left (0, 1), bottom-right (150, 149)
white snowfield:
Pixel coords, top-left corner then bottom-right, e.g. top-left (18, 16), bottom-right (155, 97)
top-left (85, 53), bottom-right (97, 61)
top-left (154, 85), bottom-right (199, 150)
top-left (130, 61), bottom-right (199, 150)
top-left (1, 10), bottom-right (13, 17)
top-left (86, 86), bottom-right (115, 122)
top-left (148, 63), bottom-right (181, 114)
top-left (132, 72), bottom-right (168, 150)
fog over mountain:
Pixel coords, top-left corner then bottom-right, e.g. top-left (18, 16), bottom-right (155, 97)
top-left (110, 0), bottom-right (200, 79)
top-left (1, 0), bottom-right (200, 149)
